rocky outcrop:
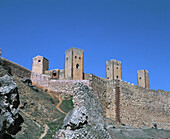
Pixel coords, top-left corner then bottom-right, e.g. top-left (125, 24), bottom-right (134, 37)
top-left (0, 75), bottom-right (23, 139)
top-left (54, 82), bottom-right (111, 139)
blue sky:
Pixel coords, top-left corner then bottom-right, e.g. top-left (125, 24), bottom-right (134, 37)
top-left (0, 0), bottom-right (170, 91)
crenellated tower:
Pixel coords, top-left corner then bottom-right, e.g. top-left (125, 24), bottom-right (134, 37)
top-left (32, 55), bottom-right (49, 74)
top-left (106, 59), bottom-right (122, 80)
top-left (137, 69), bottom-right (149, 89)
top-left (64, 47), bottom-right (83, 80)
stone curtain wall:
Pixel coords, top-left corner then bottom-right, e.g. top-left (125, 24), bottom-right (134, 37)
top-left (119, 81), bottom-right (170, 129)
top-left (31, 72), bottom-right (90, 94)
top-left (89, 75), bottom-right (170, 130)
top-left (89, 74), bottom-right (108, 117)
top-left (48, 80), bottom-right (90, 93)
top-left (105, 81), bottom-right (116, 120)
top-left (31, 72), bottom-right (170, 129)
top-left (2, 57), bottom-right (31, 78)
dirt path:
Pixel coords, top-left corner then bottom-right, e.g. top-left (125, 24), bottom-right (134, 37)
top-left (32, 83), bottom-right (66, 114)
top-left (49, 92), bottom-right (66, 114)
top-left (21, 111), bottom-right (41, 128)
top-left (56, 96), bottom-right (66, 114)
top-left (39, 124), bottom-right (49, 139)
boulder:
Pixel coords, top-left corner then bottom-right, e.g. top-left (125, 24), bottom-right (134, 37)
top-left (55, 83), bottom-right (111, 139)
top-left (0, 75), bottom-right (23, 138)
top-left (72, 82), bottom-right (104, 125)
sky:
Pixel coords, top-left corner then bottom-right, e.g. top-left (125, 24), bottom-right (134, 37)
top-left (0, 0), bottom-right (170, 91)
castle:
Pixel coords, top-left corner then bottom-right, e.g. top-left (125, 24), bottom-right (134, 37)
top-left (32, 47), bottom-right (149, 89)
top-left (1, 47), bottom-right (169, 130)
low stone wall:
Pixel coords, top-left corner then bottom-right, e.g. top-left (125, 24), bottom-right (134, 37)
top-left (2, 57), bottom-right (31, 78)
top-left (31, 72), bottom-right (90, 94)
top-left (48, 80), bottom-right (90, 94)
top-left (119, 81), bottom-right (170, 129)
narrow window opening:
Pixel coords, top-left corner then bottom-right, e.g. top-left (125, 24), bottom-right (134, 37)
top-left (107, 68), bottom-right (109, 70)
top-left (116, 67), bottom-right (119, 69)
top-left (76, 64), bottom-right (79, 69)
top-left (75, 56), bottom-right (77, 58)
top-left (107, 77), bottom-right (109, 79)
top-left (53, 70), bottom-right (57, 76)
top-left (66, 57), bottom-right (68, 60)
top-left (79, 57), bottom-right (81, 59)
top-left (139, 77), bottom-right (141, 80)
top-left (38, 60), bottom-right (41, 62)
top-left (117, 76), bottom-right (119, 79)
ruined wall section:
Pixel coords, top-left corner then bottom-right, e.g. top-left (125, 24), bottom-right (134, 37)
top-left (119, 81), bottom-right (170, 129)
top-left (89, 74), bottom-right (108, 117)
top-left (2, 57), bottom-right (31, 78)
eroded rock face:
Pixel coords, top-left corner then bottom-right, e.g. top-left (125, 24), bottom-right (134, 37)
top-left (55, 82), bottom-right (111, 139)
top-left (62, 106), bottom-right (88, 130)
top-left (73, 82), bottom-right (104, 125)
top-left (62, 82), bottom-right (104, 130)
top-left (0, 75), bottom-right (23, 139)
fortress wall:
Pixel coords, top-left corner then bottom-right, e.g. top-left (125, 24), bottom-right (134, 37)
top-left (48, 80), bottom-right (90, 94)
top-left (89, 74), bottom-right (108, 117)
top-left (31, 70), bottom-right (170, 130)
top-left (105, 80), bottom-right (116, 120)
top-left (83, 73), bottom-right (90, 80)
top-left (119, 81), bottom-right (170, 129)
top-left (2, 57), bottom-right (31, 78)
top-left (31, 72), bottom-right (90, 94)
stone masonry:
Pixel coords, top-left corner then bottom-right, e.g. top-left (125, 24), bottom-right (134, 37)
top-left (106, 59), bottom-right (122, 80)
top-left (137, 69), bottom-right (149, 89)
top-left (65, 47), bottom-right (84, 80)
top-left (32, 55), bottom-right (49, 74)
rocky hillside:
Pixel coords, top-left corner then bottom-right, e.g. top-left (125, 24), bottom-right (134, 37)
top-left (0, 63), bottom-right (73, 139)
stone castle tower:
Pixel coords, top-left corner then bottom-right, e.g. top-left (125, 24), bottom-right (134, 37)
top-left (106, 59), bottom-right (122, 80)
top-left (137, 70), bottom-right (149, 89)
top-left (32, 55), bottom-right (49, 74)
top-left (64, 47), bottom-right (83, 80)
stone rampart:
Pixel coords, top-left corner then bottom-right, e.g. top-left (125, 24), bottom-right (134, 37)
top-left (31, 72), bottom-right (90, 94)
top-left (2, 57), bottom-right (31, 78)
top-left (31, 71), bottom-right (170, 130)
top-left (89, 74), bottom-right (108, 117)
top-left (119, 81), bottom-right (170, 129)
top-left (89, 75), bottom-right (170, 130)
top-left (48, 80), bottom-right (90, 94)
